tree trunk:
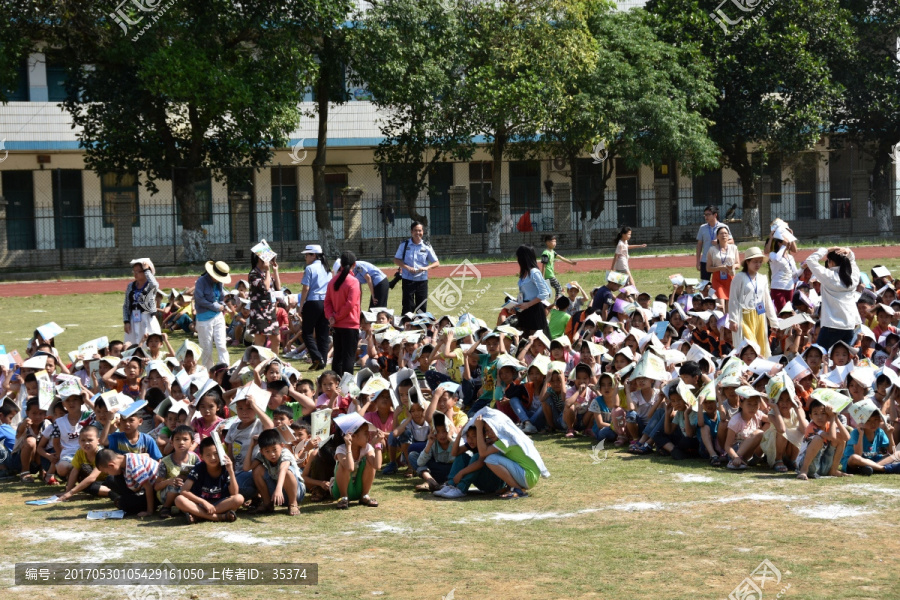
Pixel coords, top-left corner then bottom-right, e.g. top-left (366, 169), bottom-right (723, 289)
top-left (872, 151), bottom-right (894, 235)
top-left (726, 143), bottom-right (761, 239)
top-left (312, 36), bottom-right (338, 259)
top-left (568, 150), bottom-right (581, 248)
top-left (404, 190), bottom-right (428, 227)
top-left (173, 168), bottom-right (208, 263)
top-left (487, 128), bottom-right (506, 255)
top-left (582, 158), bottom-right (612, 249)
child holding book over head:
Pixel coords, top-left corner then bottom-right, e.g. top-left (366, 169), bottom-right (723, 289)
top-left (796, 398), bottom-right (851, 480)
top-left (101, 402), bottom-right (163, 460)
top-left (331, 412), bottom-right (379, 509)
top-left (724, 386), bottom-right (768, 470)
top-left (155, 424), bottom-right (199, 518)
top-left (225, 390), bottom-right (275, 503)
top-left (316, 370), bottom-right (352, 414)
top-left (840, 399), bottom-right (900, 475)
top-left (587, 372), bottom-right (625, 444)
top-left (653, 379), bottom-right (700, 460)
top-left (174, 437), bottom-right (243, 523)
top-left (411, 413), bottom-right (456, 492)
top-left (470, 407), bottom-right (550, 500)
top-left (563, 363), bottom-right (597, 437)
top-left (693, 385), bottom-right (726, 465)
top-left (10, 398), bottom-right (46, 479)
top-left (538, 362), bottom-right (567, 434)
top-left (359, 389), bottom-right (394, 470)
top-left (53, 391), bottom-right (89, 481)
top-left (390, 398), bottom-right (430, 477)
top-left (190, 387), bottom-right (225, 446)
top-left (96, 448), bottom-right (159, 516)
top-left (250, 428), bottom-right (305, 516)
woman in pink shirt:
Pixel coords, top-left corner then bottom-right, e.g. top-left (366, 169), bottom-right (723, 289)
top-left (325, 251), bottom-right (362, 377)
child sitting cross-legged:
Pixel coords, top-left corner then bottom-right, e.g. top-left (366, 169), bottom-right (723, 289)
top-left (410, 413), bottom-right (456, 493)
top-left (249, 429), bottom-right (305, 516)
top-left (174, 436), bottom-right (243, 523)
top-left (154, 425), bottom-right (199, 519)
top-left (796, 398), bottom-right (851, 480)
top-left (332, 412), bottom-right (379, 510)
top-left (840, 399), bottom-right (900, 475)
top-left (724, 386), bottom-right (768, 471)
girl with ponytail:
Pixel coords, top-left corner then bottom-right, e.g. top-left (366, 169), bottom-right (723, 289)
top-left (325, 251), bottom-right (362, 377)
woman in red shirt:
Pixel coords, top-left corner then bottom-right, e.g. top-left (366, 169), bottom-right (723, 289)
top-left (325, 251), bottom-right (362, 377)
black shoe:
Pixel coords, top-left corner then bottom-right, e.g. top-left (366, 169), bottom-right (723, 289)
top-left (848, 465), bottom-right (874, 476)
top-left (670, 448), bottom-right (688, 461)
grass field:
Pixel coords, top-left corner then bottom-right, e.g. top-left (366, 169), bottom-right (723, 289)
top-left (2, 258), bottom-right (900, 600)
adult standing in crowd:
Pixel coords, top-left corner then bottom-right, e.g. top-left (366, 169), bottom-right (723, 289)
top-left (325, 251), bottom-right (361, 377)
top-left (248, 253), bottom-right (282, 355)
top-left (299, 245), bottom-right (331, 371)
top-left (195, 260), bottom-right (232, 369)
top-left (123, 258), bottom-right (161, 347)
top-left (706, 225), bottom-right (739, 312)
top-left (696, 205), bottom-right (723, 282)
top-left (393, 221), bottom-right (439, 314)
top-left (511, 244), bottom-right (551, 338)
top-left (331, 258), bottom-right (390, 309)
top-left (804, 246), bottom-right (861, 348)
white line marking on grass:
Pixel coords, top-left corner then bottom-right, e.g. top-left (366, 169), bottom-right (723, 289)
top-left (367, 522), bottom-right (410, 534)
top-left (791, 504), bottom-right (876, 520)
top-left (613, 501), bottom-right (669, 512)
top-left (216, 531), bottom-right (285, 546)
top-left (716, 493), bottom-right (798, 503)
top-left (844, 484), bottom-right (900, 497)
top-left (674, 474), bottom-right (715, 483)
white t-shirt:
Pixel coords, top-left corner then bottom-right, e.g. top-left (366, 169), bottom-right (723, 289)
top-left (335, 442), bottom-right (375, 474)
top-left (54, 416), bottom-right (83, 460)
top-left (224, 419), bottom-right (264, 473)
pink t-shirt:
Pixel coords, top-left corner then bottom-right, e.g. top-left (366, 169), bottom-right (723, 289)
top-left (727, 410), bottom-right (766, 442)
top-left (364, 410), bottom-right (394, 450)
top-left (190, 415), bottom-right (223, 444)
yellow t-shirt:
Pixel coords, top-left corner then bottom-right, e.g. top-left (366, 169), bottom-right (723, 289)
top-left (71, 448), bottom-right (106, 481)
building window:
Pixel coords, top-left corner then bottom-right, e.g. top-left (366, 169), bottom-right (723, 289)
top-left (2, 171), bottom-right (36, 249)
top-left (271, 166), bottom-right (298, 241)
top-left (325, 172), bottom-right (348, 220)
top-left (4, 59), bottom-right (28, 101)
top-left (469, 162), bottom-right (492, 235)
top-left (692, 169), bottom-right (722, 208)
top-left (52, 169), bottom-right (85, 249)
top-left (45, 59), bottom-right (69, 102)
top-left (101, 172), bottom-right (140, 228)
top-left (761, 158), bottom-right (782, 204)
top-left (509, 160), bottom-right (542, 214)
top-left (828, 150), bottom-right (852, 219)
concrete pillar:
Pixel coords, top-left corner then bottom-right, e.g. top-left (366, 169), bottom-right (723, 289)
top-left (342, 188), bottom-right (363, 241)
top-left (0, 197), bottom-right (8, 264)
top-left (231, 192), bottom-right (251, 250)
top-left (114, 195), bottom-right (134, 265)
top-left (27, 53), bottom-right (48, 102)
top-left (654, 178), bottom-right (672, 233)
top-left (552, 182), bottom-right (571, 234)
top-left (851, 169), bottom-right (870, 220)
top-left (449, 185), bottom-right (468, 235)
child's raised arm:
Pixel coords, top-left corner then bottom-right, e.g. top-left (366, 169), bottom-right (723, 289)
top-left (286, 388), bottom-right (316, 415)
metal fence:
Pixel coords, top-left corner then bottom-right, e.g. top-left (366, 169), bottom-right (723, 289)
top-left (0, 162), bottom-right (898, 271)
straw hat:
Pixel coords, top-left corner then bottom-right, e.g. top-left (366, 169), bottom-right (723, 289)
top-left (741, 246), bottom-right (767, 267)
top-left (204, 260), bottom-right (232, 284)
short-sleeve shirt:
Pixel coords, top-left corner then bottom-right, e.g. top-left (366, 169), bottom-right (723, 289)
top-left (123, 452), bottom-right (159, 491)
top-left (335, 442), bottom-right (374, 474)
top-left (841, 428), bottom-right (890, 465)
top-left (259, 447), bottom-right (300, 480)
top-left (301, 261), bottom-right (331, 301)
top-left (591, 286), bottom-right (615, 314)
top-left (727, 410), bottom-right (766, 443)
top-left (106, 431), bottom-right (163, 460)
top-left (71, 448), bottom-right (106, 480)
top-left (540, 249), bottom-right (556, 279)
top-left (548, 309), bottom-right (570, 339)
top-left (190, 416), bottom-right (223, 444)
top-left (54, 416), bottom-right (83, 458)
top-left (613, 240), bottom-right (629, 272)
top-left (158, 452), bottom-right (199, 483)
top-left (353, 261), bottom-right (387, 286)
top-left (697, 222), bottom-right (722, 263)
top-left (396, 239), bottom-right (438, 282)
top-left (224, 419), bottom-right (263, 473)
top-left (185, 461), bottom-right (232, 502)
top-left (0, 423), bottom-right (16, 452)
top-left (478, 354), bottom-right (499, 401)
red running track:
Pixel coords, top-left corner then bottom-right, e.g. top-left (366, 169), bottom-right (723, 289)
top-left (2, 246), bottom-right (899, 298)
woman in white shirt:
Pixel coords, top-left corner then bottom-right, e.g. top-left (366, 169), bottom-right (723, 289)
top-left (728, 247), bottom-right (779, 358)
top-left (706, 225), bottom-right (739, 312)
top-left (804, 247), bottom-right (860, 349)
top-left (765, 227), bottom-right (800, 311)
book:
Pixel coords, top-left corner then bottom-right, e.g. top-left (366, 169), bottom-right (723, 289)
top-left (311, 408), bottom-right (333, 445)
top-left (36, 370), bottom-right (55, 410)
top-left (653, 321), bottom-right (670, 340)
top-left (230, 382), bottom-right (268, 412)
top-left (778, 313), bottom-right (814, 331)
top-left (86, 510), bottom-right (125, 520)
top-left (251, 239), bottom-right (277, 264)
top-left (55, 374), bottom-right (82, 399)
top-left (873, 266), bottom-right (891, 279)
top-left (36, 322), bottom-right (64, 341)
top-left (210, 430), bottom-right (227, 465)
top-left (25, 496), bottom-right (60, 505)
top-left (810, 388), bottom-right (852, 414)
top-left (339, 372), bottom-right (361, 398)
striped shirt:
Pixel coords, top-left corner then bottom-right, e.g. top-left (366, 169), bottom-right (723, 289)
top-left (124, 453), bottom-right (159, 491)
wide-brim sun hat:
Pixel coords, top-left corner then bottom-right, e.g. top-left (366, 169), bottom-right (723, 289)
top-left (204, 260), bottom-right (232, 284)
top-left (303, 244), bottom-right (323, 255)
top-left (741, 246), bottom-right (768, 266)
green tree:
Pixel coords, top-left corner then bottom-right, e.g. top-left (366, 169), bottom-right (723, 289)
top-left (36, 1), bottom-right (344, 262)
top-left (463, 0), bottom-right (597, 254)
top-left (831, 0), bottom-right (900, 233)
top-left (348, 0), bottom-right (475, 227)
top-left (536, 6), bottom-right (718, 248)
top-left (647, 0), bottom-right (851, 237)
top-left (0, 1), bottom-right (41, 103)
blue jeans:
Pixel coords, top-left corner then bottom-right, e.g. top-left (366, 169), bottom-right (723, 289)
top-left (509, 397), bottom-right (542, 424)
top-left (484, 453), bottom-right (530, 489)
top-left (235, 470), bottom-right (257, 499)
top-left (407, 455), bottom-right (453, 483)
top-left (446, 452), bottom-right (504, 493)
top-left (466, 398), bottom-right (492, 418)
top-left (591, 424), bottom-right (619, 442)
top-left (643, 408), bottom-right (666, 440)
top-left (545, 400), bottom-right (566, 431)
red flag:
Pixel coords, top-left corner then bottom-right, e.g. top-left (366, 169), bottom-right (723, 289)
top-left (517, 210), bottom-right (533, 232)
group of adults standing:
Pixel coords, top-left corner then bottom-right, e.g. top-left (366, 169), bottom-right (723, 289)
top-left (123, 221), bottom-right (441, 378)
top-left (694, 205), bottom-right (861, 356)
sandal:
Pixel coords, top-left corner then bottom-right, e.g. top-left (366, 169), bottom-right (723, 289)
top-left (288, 503), bottom-right (300, 516)
top-left (335, 497), bottom-right (350, 510)
top-left (249, 502), bottom-right (273, 515)
top-left (500, 487), bottom-right (529, 500)
top-left (727, 460), bottom-right (748, 470)
top-left (415, 482), bottom-right (435, 492)
top-left (221, 510), bottom-right (237, 522)
top-left (709, 455), bottom-right (722, 467)
top-left (184, 512), bottom-right (196, 525)
top-left (773, 460), bottom-right (788, 473)
top-left (614, 436), bottom-right (628, 447)
top-left (159, 507), bottom-right (172, 519)
top-left (359, 495), bottom-right (379, 507)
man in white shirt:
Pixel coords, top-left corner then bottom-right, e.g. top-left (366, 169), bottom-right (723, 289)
top-left (696, 206), bottom-right (726, 283)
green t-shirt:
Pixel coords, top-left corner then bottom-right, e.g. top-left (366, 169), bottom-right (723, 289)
top-left (548, 309), bottom-right (571, 339)
top-left (478, 354), bottom-right (499, 400)
top-left (541, 249), bottom-right (556, 279)
top-left (494, 439), bottom-right (540, 488)
top-left (265, 401), bottom-right (305, 422)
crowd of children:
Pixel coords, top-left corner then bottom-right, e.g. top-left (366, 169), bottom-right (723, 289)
top-left (1, 219), bottom-right (899, 523)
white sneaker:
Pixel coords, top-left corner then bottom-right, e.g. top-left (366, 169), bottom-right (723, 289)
top-left (441, 486), bottom-right (466, 499)
top-left (433, 485), bottom-right (452, 497)
top-left (522, 421), bottom-right (537, 434)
